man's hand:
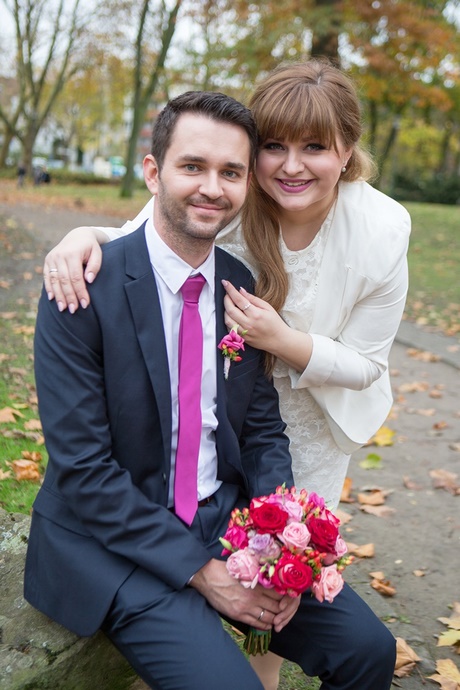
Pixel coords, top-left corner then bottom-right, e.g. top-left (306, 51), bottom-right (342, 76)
top-left (190, 559), bottom-right (300, 633)
top-left (43, 227), bottom-right (106, 313)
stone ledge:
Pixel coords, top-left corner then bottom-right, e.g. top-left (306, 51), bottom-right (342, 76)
top-left (0, 508), bottom-right (147, 690)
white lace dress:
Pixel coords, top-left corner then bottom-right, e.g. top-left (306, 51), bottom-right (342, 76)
top-left (217, 207), bottom-right (349, 510)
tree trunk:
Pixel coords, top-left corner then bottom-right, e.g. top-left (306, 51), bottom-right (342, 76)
top-left (311, 0), bottom-right (341, 65)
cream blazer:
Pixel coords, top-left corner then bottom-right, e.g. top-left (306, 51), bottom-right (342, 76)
top-left (103, 181), bottom-right (411, 455)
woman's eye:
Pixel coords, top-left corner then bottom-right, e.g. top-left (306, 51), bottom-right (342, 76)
top-left (262, 142), bottom-right (284, 151)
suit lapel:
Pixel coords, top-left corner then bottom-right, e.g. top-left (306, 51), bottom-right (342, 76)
top-left (123, 227), bottom-right (172, 465)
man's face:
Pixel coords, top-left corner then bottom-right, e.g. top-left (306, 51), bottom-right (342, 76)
top-left (144, 113), bottom-right (251, 257)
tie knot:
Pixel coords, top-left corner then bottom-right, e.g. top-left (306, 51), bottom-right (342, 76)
top-left (181, 274), bottom-right (206, 304)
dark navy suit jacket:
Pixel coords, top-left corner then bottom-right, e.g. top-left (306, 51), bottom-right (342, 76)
top-left (24, 225), bottom-right (293, 636)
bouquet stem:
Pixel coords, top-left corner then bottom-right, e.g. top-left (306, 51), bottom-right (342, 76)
top-left (244, 628), bottom-right (272, 655)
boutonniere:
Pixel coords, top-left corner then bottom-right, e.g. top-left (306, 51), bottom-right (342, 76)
top-left (218, 325), bottom-right (246, 379)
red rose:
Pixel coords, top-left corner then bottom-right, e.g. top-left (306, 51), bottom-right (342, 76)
top-left (307, 516), bottom-right (340, 552)
top-left (271, 554), bottom-right (313, 596)
top-left (250, 503), bottom-right (289, 534)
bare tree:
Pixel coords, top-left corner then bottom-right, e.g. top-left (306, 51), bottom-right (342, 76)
top-left (120, 0), bottom-right (183, 198)
top-left (0, 0), bottom-right (84, 171)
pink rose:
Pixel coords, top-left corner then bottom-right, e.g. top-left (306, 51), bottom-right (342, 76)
top-left (335, 535), bottom-right (348, 558)
top-left (280, 522), bottom-right (311, 552)
top-left (268, 494), bottom-right (304, 523)
top-left (218, 331), bottom-right (245, 352)
top-left (312, 565), bottom-right (344, 603)
top-left (221, 524), bottom-right (249, 555)
top-left (226, 549), bottom-right (259, 588)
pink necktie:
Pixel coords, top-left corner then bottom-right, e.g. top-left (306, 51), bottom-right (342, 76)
top-left (174, 274), bottom-right (206, 525)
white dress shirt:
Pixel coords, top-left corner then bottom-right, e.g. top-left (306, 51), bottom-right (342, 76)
top-left (144, 216), bottom-right (222, 506)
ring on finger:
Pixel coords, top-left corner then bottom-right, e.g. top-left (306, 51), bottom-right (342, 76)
top-left (242, 302), bottom-right (251, 311)
top-left (49, 268), bottom-right (59, 273)
top-left (257, 609), bottom-right (265, 621)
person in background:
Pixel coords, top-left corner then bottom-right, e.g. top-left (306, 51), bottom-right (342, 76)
top-left (42, 59), bottom-right (409, 690)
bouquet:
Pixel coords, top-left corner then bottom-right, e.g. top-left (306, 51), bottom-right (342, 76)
top-left (220, 484), bottom-right (353, 655)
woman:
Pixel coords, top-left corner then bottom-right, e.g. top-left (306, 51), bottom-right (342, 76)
top-left (44, 59), bottom-right (410, 690)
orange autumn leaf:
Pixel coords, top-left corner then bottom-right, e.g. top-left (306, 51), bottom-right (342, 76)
top-left (9, 459), bottom-right (41, 481)
top-left (370, 573), bottom-right (396, 597)
top-left (394, 637), bottom-right (421, 677)
top-left (0, 469), bottom-right (12, 480)
top-left (406, 348), bottom-right (441, 362)
top-left (403, 476), bottom-right (423, 490)
top-left (0, 406), bottom-right (24, 423)
top-left (24, 419), bottom-right (42, 431)
top-left (335, 508), bottom-right (353, 525)
top-left (357, 489), bottom-right (387, 506)
top-left (434, 421), bottom-right (449, 430)
top-left (430, 469), bottom-right (460, 495)
top-left (21, 450), bottom-right (42, 463)
top-left (340, 477), bottom-right (354, 503)
top-left (397, 381), bottom-right (430, 393)
top-left (345, 542), bottom-right (375, 558)
top-left (360, 504), bottom-right (396, 518)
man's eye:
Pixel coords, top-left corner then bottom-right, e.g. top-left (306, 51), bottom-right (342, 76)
top-left (185, 164), bottom-right (198, 171)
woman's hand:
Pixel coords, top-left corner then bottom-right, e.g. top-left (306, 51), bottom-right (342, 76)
top-left (222, 280), bottom-right (313, 372)
top-left (222, 281), bottom-right (288, 353)
top-left (44, 227), bottom-right (106, 313)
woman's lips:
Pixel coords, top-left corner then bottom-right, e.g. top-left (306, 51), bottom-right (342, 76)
top-left (276, 179), bottom-right (314, 193)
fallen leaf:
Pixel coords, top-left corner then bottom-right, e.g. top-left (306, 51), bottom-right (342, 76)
top-left (335, 508), bottom-right (353, 525)
top-left (23, 272), bottom-right (33, 281)
top-left (9, 459), bottom-right (41, 481)
top-left (438, 629), bottom-right (460, 647)
top-left (413, 569), bottom-right (426, 577)
top-left (0, 311), bottom-right (18, 319)
top-left (345, 542), bottom-right (375, 558)
top-left (434, 421), bottom-right (449, 430)
top-left (406, 348), bottom-right (441, 362)
top-left (397, 381), bottom-right (430, 393)
top-left (21, 450), bottom-right (42, 463)
top-left (0, 407), bottom-right (25, 423)
top-left (371, 577), bottom-right (396, 597)
top-left (429, 658), bottom-right (460, 689)
top-left (359, 453), bottom-right (382, 469)
top-left (430, 469), bottom-right (460, 495)
top-left (360, 505), bottom-right (396, 518)
top-left (0, 469), bottom-right (12, 480)
top-left (357, 489), bottom-right (387, 506)
top-left (430, 389), bottom-right (444, 399)
top-left (366, 426), bottom-right (395, 447)
top-left (340, 477), bottom-right (354, 503)
top-left (449, 443), bottom-right (460, 452)
top-left (394, 637), bottom-right (421, 677)
top-left (405, 407), bottom-right (436, 416)
top-left (24, 419), bottom-right (42, 431)
top-left (403, 476), bottom-right (423, 490)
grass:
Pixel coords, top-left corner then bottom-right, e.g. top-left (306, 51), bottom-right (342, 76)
top-left (403, 201), bottom-right (460, 336)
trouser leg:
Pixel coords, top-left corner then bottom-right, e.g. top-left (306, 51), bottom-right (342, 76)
top-left (269, 582), bottom-right (396, 690)
top-left (102, 566), bottom-right (264, 690)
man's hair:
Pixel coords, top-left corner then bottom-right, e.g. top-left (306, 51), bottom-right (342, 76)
top-left (151, 91), bottom-right (258, 171)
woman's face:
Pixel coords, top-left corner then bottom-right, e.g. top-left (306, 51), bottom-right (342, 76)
top-left (255, 134), bottom-right (351, 217)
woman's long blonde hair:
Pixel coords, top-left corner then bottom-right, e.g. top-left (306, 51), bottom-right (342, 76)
top-left (243, 60), bottom-right (376, 373)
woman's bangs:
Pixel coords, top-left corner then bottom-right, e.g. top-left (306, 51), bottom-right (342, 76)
top-left (256, 87), bottom-right (338, 148)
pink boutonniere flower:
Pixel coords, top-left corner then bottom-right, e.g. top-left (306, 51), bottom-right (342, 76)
top-left (218, 326), bottom-right (245, 379)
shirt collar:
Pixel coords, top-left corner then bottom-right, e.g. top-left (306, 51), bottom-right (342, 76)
top-left (144, 199), bottom-right (215, 295)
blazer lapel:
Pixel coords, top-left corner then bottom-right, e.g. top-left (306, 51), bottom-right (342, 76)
top-left (123, 227), bottom-right (172, 465)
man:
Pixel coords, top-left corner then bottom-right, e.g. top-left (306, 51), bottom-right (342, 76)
top-left (25, 92), bottom-right (395, 690)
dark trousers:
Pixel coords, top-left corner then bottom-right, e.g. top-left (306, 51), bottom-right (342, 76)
top-left (102, 489), bottom-right (396, 690)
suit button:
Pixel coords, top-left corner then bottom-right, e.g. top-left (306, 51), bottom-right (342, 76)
top-left (162, 473), bottom-right (167, 484)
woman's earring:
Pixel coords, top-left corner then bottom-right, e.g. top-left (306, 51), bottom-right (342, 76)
top-left (341, 166), bottom-right (347, 173)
